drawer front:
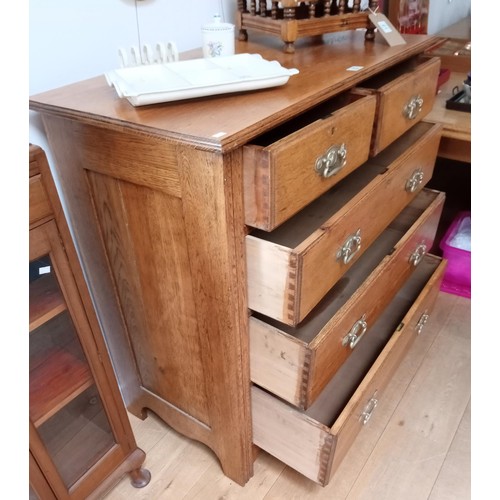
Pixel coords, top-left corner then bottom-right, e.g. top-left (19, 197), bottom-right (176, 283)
top-left (246, 122), bottom-right (442, 326)
top-left (369, 57), bottom-right (441, 156)
top-left (252, 255), bottom-right (446, 486)
top-left (243, 94), bottom-right (376, 231)
top-left (327, 257), bottom-right (446, 479)
top-left (30, 174), bottom-right (53, 227)
top-left (250, 189), bottom-right (445, 409)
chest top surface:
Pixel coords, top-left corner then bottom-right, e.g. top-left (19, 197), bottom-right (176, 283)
top-left (30, 32), bottom-right (439, 152)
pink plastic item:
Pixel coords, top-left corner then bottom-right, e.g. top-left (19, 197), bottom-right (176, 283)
top-left (439, 211), bottom-right (471, 298)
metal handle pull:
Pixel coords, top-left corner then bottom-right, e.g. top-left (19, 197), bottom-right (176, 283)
top-left (336, 229), bottom-right (362, 264)
top-left (405, 168), bottom-right (424, 193)
top-left (403, 94), bottom-right (424, 120)
top-left (416, 311), bottom-right (430, 334)
top-left (360, 393), bottom-right (378, 425)
top-left (315, 144), bottom-right (347, 178)
top-left (409, 243), bottom-right (427, 266)
top-left (342, 314), bottom-right (368, 349)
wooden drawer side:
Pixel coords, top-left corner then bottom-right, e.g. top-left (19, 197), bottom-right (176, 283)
top-left (252, 385), bottom-right (336, 486)
top-left (246, 236), bottom-right (296, 323)
top-left (250, 317), bottom-right (312, 405)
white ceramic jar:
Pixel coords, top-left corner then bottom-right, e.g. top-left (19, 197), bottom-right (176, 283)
top-left (201, 14), bottom-right (235, 58)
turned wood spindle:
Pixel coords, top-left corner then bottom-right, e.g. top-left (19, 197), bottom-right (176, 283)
top-left (284, 6), bottom-right (295, 20)
top-left (308, 2), bottom-right (316, 19)
top-left (271, 1), bottom-right (278, 19)
top-left (260, 0), bottom-right (267, 17)
top-left (238, 0), bottom-right (246, 13)
top-left (353, 0), bottom-right (361, 12)
top-left (338, 0), bottom-right (346, 15)
top-left (324, 1), bottom-right (331, 17)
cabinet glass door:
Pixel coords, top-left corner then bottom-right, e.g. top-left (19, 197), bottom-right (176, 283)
top-left (29, 253), bottom-right (115, 489)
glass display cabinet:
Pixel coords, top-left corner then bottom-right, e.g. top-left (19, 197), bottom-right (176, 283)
top-left (29, 144), bottom-right (151, 499)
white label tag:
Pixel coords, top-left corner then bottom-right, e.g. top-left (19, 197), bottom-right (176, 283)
top-left (346, 65), bottom-right (364, 72)
top-left (39, 266), bottom-right (51, 275)
top-left (377, 21), bottom-right (393, 34)
top-left (368, 13), bottom-right (407, 47)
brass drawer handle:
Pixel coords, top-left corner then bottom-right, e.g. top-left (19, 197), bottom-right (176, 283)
top-left (405, 168), bottom-right (424, 193)
top-left (409, 243), bottom-right (427, 266)
top-left (342, 314), bottom-right (368, 349)
top-left (416, 311), bottom-right (430, 334)
top-left (403, 94), bottom-right (423, 120)
top-left (315, 144), bottom-right (347, 178)
top-left (360, 393), bottom-right (378, 425)
top-left (336, 228), bottom-right (362, 264)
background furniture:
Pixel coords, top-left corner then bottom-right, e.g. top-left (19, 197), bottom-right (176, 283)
top-left (29, 145), bottom-right (150, 498)
top-left (387, 0), bottom-right (470, 35)
top-left (388, 0), bottom-right (429, 33)
top-left (30, 32), bottom-right (445, 487)
top-left (236, 0), bottom-right (379, 53)
top-left (426, 71), bottom-right (470, 163)
top-left (424, 14), bottom-right (471, 162)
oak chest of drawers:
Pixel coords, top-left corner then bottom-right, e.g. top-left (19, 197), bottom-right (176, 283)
top-left (30, 31), bottom-right (446, 487)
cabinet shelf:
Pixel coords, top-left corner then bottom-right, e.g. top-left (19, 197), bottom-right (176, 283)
top-left (30, 348), bottom-right (94, 428)
top-left (30, 274), bottom-right (67, 332)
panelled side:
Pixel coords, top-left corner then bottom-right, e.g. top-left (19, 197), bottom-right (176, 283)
top-left (87, 171), bottom-right (210, 424)
top-left (40, 116), bottom-right (254, 486)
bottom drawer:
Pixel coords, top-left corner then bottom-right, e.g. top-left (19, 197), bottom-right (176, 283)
top-left (252, 254), bottom-right (446, 486)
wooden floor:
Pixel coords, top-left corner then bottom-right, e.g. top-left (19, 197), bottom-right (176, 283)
top-left (103, 291), bottom-right (471, 500)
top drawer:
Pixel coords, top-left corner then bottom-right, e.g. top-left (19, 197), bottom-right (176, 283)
top-left (243, 93), bottom-right (377, 231)
top-left (355, 56), bottom-right (441, 156)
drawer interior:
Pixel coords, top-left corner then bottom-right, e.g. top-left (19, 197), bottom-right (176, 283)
top-left (294, 253), bottom-right (440, 427)
top-left (247, 121), bottom-right (436, 249)
top-left (356, 55), bottom-right (434, 90)
top-left (248, 91), bottom-right (366, 147)
top-left (251, 188), bottom-right (441, 342)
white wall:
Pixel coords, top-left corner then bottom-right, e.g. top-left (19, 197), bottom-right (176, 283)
top-left (29, 0), bottom-right (236, 153)
top-left (427, 0), bottom-right (471, 34)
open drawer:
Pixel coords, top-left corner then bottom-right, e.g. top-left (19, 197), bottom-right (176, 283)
top-left (252, 254), bottom-right (446, 486)
top-left (243, 93), bottom-right (376, 231)
top-left (250, 188), bottom-right (445, 409)
top-left (246, 121), bottom-right (442, 326)
top-left (354, 56), bottom-right (441, 156)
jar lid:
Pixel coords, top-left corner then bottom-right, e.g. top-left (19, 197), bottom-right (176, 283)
top-left (202, 14), bottom-right (234, 32)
